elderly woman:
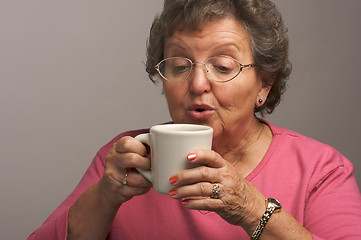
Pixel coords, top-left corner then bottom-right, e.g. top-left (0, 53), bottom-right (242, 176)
top-left (28, 0), bottom-right (361, 239)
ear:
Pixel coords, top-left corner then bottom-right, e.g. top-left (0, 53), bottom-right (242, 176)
top-left (256, 82), bottom-right (273, 107)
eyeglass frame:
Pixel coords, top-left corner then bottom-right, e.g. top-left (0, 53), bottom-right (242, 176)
top-left (154, 56), bottom-right (254, 83)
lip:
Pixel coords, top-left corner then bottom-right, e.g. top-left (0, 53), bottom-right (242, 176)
top-left (188, 104), bottom-right (214, 120)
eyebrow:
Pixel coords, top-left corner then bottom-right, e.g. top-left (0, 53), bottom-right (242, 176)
top-left (164, 41), bottom-right (246, 60)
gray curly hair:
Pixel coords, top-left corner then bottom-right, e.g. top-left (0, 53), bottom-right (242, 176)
top-left (146, 0), bottom-right (291, 115)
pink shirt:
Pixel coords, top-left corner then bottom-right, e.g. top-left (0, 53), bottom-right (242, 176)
top-left (27, 122), bottom-right (361, 239)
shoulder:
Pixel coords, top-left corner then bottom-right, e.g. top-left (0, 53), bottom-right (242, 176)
top-left (268, 121), bottom-right (346, 162)
top-left (265, 120), bottom-right (355, 183)
top-left (258, 121), bottom-right (359, 205)
top-left (269, 121), bottom-right (328, 148)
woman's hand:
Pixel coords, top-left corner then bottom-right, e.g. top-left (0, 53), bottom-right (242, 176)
top-left (168, 149), bottom-right (266, 233)
top-left (100, 136), bottom-right (152, 207)
top-left (68, 136), bottom-right (152, 240)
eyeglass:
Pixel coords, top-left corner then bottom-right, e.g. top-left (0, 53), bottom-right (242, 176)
top-left (155, 56), bottom-right (254, 83)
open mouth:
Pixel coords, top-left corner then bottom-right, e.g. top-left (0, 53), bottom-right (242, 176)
top-left (189, 104), bottom-right (213, 112)
top-left (188, 104), bottom-right (214, 119)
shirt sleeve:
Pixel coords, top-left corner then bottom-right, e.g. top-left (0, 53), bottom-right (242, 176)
top-left (26, 149), bottom-right (108, 240)
top-left (304, 150), bottom-right (361, 239)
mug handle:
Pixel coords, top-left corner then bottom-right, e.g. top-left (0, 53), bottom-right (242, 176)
top-left (134, 133), bottom-right (152, 182)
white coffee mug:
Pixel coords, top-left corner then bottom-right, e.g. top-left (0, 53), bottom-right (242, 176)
top-left (135, 124), bottom-right (213, 194)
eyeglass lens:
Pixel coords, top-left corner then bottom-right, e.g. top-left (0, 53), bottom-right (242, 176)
top-left (158, 56), bottom-right (241, 82)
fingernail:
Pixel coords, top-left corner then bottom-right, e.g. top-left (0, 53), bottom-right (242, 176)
top-left (168, 189), bottom-right (177, 196)
top-left (187, 153), bottom-right (197, 161)
top-left (182, 199), bottom-right (188, 205)
top-left (169, 176), bottom-right (178, 185)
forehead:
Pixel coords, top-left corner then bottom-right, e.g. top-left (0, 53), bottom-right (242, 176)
top-left (164, 17), bottom-right (251, 57)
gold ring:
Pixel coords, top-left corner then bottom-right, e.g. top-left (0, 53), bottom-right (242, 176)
top-left (210, 183), bottom-right (220, 199)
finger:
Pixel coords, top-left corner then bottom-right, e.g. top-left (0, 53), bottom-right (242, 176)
top-left (99, 170), bottom-right (151, 205)
top-left (114, 136), bottom-right (148, 156)
top-left (181, 197), bottom-right (221, 211)
top-left (106, 137), bottom-right (151, 170)
top-left (105, 150), bottom-right (150, 173)
top-left (110, 136), bottom-right (150, 169)
top-left (119, 184), bottom-right (152, 198)
top-left (169, 182), bottom-right (222, 199)
top-left (104, 169), bottom-right (152, 197)
top-left (117, 152), bottom-right (151, 169)
top-left (125, 169), bottom-right (152, 188)
top-left (187, 149), bottom-right (226, 169)
top-left (105, 165), bottom-right (151, 189)
top-left (170, 166), bottom-right (221, 186)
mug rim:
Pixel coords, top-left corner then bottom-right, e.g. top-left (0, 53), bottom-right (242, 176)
top-left (150, 124), bottom-right (213, 134)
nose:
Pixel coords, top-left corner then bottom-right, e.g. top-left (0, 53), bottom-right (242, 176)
top-left (189, 62), bottom-right (211, 94)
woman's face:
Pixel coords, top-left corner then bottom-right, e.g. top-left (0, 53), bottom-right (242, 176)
top-left (162, 18), bottom-right (271, 140)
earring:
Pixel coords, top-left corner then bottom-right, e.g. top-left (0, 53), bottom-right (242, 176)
top-left (258, 99), bottom-right (263, 103)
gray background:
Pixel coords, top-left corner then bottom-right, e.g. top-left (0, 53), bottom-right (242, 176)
top-left (1, 1), bottom-right (360, 239)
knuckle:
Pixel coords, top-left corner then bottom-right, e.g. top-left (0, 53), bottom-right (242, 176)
top-left (198, 166), bottom-right (211, 179)
top-left (197, 182), bottom-right (209, 194)
top-left (133, 173), bottom-right (148, 186)
top-left (105, 151), bottom-right (118, 167)
top-left (118, 136), bottom-right (134, 152)
top-left (119, 136), bottom-right (147, 156)
top-left (124, 153), bottom-right (150, 169)
top-left (203, 198), bottom-right (213, 209)
top-left (132, 177), bottom-right (143, 186)
top-left (212, 150), bottom-right (219, 159)
top-left (125, 152), bottom-right (139, 165)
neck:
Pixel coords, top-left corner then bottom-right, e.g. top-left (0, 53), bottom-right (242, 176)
top-left (212, 118), bottom-right (269, 172)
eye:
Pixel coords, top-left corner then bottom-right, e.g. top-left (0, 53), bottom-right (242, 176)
top-left (173, 65), bottom-right (189, 74)
top-left (207, 56), bottom-right (238, 76)
top-left (214, 65), bottom-right (232, 73)
top-left (169, 58), bottom-right (191, 74)
top-left (211, 62), bottom-right (234, 75)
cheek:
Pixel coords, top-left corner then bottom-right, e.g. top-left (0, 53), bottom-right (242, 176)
top-left (163, 83), bottom-right (187, 114)
top-left (214, 84), bottom-right (242, 107)
top-left (164, 80), bottom-right (190, 98)
top-left (164, 85), bottom-right (178, 105)
top-left (214, 82), bottom-right (257, 110)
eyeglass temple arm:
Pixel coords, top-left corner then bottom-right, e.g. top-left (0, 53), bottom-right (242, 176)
top-left (242, 63), bottom-right (254, 68)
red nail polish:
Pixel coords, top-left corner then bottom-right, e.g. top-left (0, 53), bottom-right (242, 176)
top-left (169, 189), bottom-right (177, 196)
top-left (169, 176), bottom-right (178, 184)
top-left (187, 153), bottom-right (197, 161)
top-left (182, 199), bottom-right (188, 205)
